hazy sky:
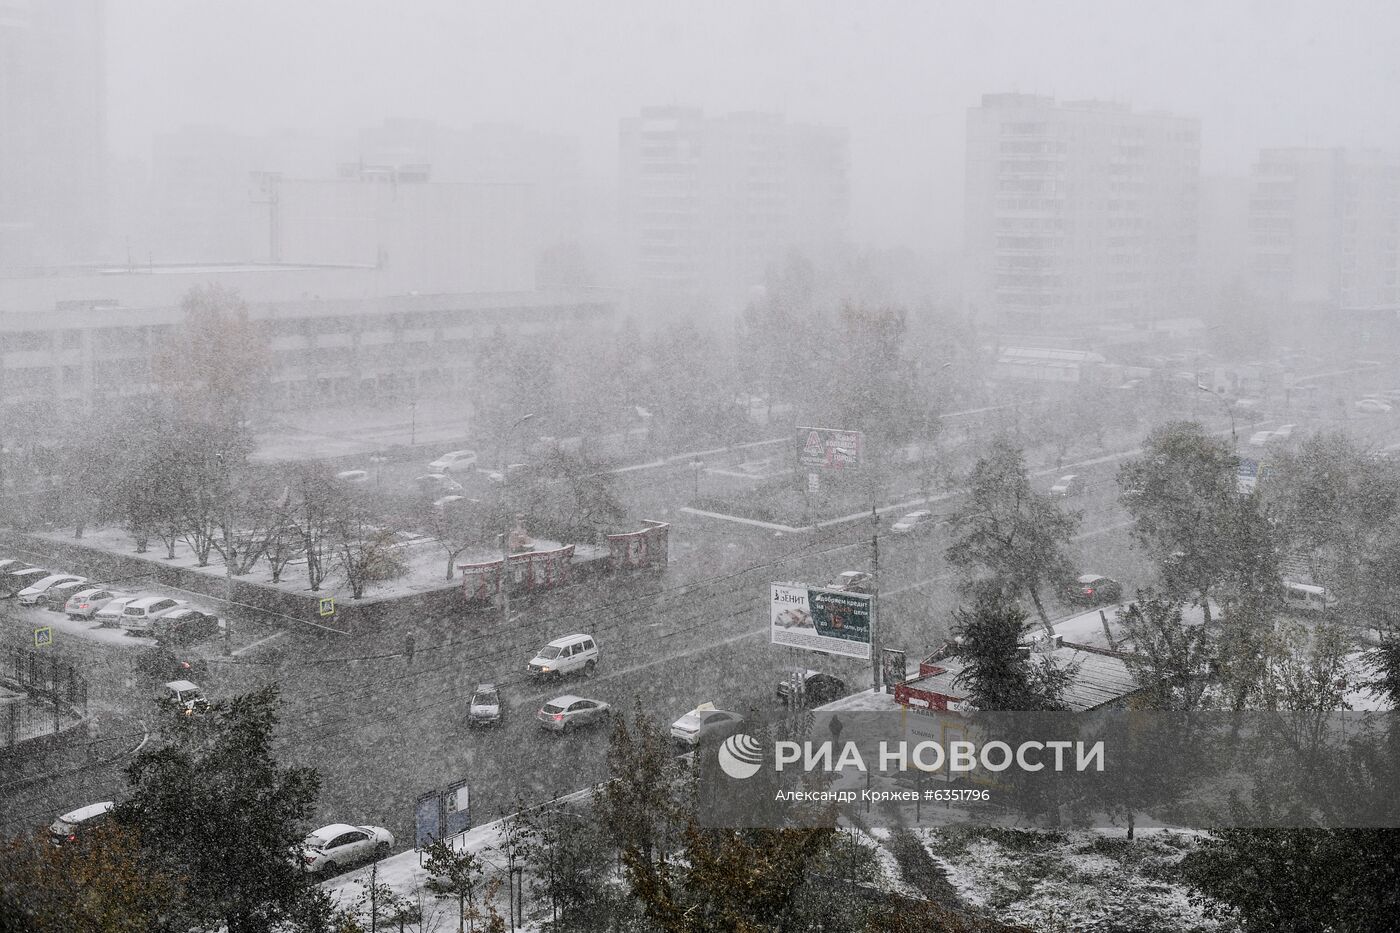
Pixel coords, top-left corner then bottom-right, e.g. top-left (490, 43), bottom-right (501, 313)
top-left (107, 0), bottom-right (1400, 250)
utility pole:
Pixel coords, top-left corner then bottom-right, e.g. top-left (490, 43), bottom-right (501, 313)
top-left (500, 413), bottom-right (536, 630)
top-left (871, 504), bottom-right (881, 694)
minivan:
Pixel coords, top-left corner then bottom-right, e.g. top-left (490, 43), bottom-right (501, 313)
top-left (50, 801), bottom-right (115, 847)
top-left (527, 634), bottom-right (598, 678)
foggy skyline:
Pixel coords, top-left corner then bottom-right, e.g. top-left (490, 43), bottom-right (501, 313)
top-left (106, 1), bottom-right (1400, 250)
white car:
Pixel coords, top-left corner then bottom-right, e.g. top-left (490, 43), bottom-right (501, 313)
top-left (336, 469), bottom-right (370, 483)
top-left (468, 684), bottom-right (501, 727)
top-left (300, 823), bottom-right (394, 875)
top-left (891, 510), bottom-right (935, 533)
top-left (1356, 398), bottom-right (1393, 414)
top-left (1248, 430), bottom-right (1275, 447)
top-left (16, 574), bottom-right (87, 606)
top-left (670, 703), bottom-right (745, 747)
top-left (428, 449), bottom-right (478, 473)
top-left (121, 597), bottom-right (187, 634)
top-left (1049, 475), bottom-right (1080, 497)
top-left (94, 596), bottom-right (140, 627)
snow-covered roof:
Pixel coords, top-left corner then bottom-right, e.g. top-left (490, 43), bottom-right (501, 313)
top-left (897, 645), bottom-right (1141, 712)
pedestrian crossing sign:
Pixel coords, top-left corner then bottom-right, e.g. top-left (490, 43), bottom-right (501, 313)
top-left (319, 597), bottom-right (335, 617)
top-left (33, 626), bottom-right (53, 648)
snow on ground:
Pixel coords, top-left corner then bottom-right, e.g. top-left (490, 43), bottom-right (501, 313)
top-left (3, 601), bottom-right (158, 649)
top-left (917, 826), bottom-right (1226, 932)
top-left (29, 525), bottom-right (567, 604)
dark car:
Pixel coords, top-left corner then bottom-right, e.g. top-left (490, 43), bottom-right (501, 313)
top-left (150, 608), bottom-right (221, 646)
top-left (134, 647), bottom-right (209, 681)
top-left (777, 670), bottom-right (849, 707)
top-left (1063, 574), bottom-right (1123, 606)
top-left (37, 580), bottom-right (93, 612)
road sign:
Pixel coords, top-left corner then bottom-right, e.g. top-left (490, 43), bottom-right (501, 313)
top-left (33, 626), bottom-right (53, 648)
top-left (318, 597), bottom-right (335, 617)
top-left (1237, 457), bottom-right (1259, 494)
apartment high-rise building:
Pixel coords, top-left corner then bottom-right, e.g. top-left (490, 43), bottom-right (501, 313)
top-left (964, 94), bottom-right (1200, 336)
top-left (1249, 148), bottom-right (1400, 309)
top-left (619, 107), bottom-right (849, 307)
top-left (0, 0), bottom-right (105, 268)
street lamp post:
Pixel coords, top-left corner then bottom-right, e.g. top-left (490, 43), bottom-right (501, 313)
top-left (500, 413), bottom-right (536, 629)
top-left (1196, 383), bottom-right (1236, 443)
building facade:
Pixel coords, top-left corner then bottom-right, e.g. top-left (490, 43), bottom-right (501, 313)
top-left (619, 107), bottom-right (849, 308)
top-left (1248, 147), bottom-right (1400, 310)
top-left (0, 0), bottom-right (105, 269)
top-left (0, 265), bottom-right (616, 423)
top-left (965, 93), bottom-right (1200, 336)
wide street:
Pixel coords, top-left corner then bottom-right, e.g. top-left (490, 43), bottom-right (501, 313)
top-left (4, 396), bottom-right (1395, 862)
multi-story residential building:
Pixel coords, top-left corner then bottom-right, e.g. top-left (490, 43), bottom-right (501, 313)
top-left (0, 0), bottom-right (105, 268)
top-left (0, 264), bottom-right (616, 426)
top-left (964, 93), bottom-right (1200, 337)
top-left (619, 107), bottom-right (849, 308)
top-left (1249, 147), bottom-right (1400, 310)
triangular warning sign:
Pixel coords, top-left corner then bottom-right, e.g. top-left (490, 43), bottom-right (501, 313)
top-left (802, 431), bottom-right (824, 459)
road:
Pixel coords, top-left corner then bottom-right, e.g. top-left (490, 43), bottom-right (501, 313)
top-left (3, 401), bottom-right (1391, 861)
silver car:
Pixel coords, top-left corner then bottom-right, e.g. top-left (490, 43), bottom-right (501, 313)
top-left (536, 695), bottom-right (611, 733)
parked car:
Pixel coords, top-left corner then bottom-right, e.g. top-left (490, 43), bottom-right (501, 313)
top-left (487, 463), bottom-right (530, 483)
top-left (1356, 398), bottom-right (1393, 414)
top-left (434, 494), bottom-right (471, 509)
top-left (149, 608), bottom-right (221, 645)
top-left (427, 449), bottom-right (478, 473)
top-left (49, 801), bottom-right (115, 847)
top-left (829, 570), bottom-right (874, 594)
top-left (1248, 429), bottom-right (1275, 447)
top-left (300, 823), bottom-right (394, 875)
top-left (135, 648), bottom-right (208, 681)
top-left (121, 597), bottom-right (187, 635)
top-left (670, 703), bottom-right (744, 747)
top-left (0, 566), bottom-right (49, 598)
top-left (0, 558), bottom-right (30, 574)
top-left (158, 679), bottom-right (209, 715)
top-left (1283, 581), bottom-right (1333, 613)
top-left (94, 596), bottom-right (140, 627)
top-left (891, 510), bottom-right (935, 534)
top-left (1063, 574), bottom-right (1123, 606)
top-left (37, 579), bottom-right (95, 611)
top-left (537, 695), bottom-right (612, 733)
top-left (527, 634), bottom-right (598, 678)
top-left (776, 670), bottom-right (848, 707)
top-left (65, 588), bottom-right (121, 620)
top-left (17, 574), bottom-right (87, 606)
top-left (1271, 423), bottom-right (1296, 441)
top-left (468, 684), bottom-right (502, 727)
top-left (1049, 475), bottom-right (1081, 498)
top-left (414, 473), bottom-right (464, 494)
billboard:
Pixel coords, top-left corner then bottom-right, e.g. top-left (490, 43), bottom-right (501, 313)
top-left (796, 427), bottom-right (864, 471)
top-left (770, 583), bottom-right (872, 659)
top-left (415, 778), bottom-right (471, 850)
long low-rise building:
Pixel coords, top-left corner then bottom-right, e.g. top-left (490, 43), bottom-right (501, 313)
top-left (0, 263), bottom-right (617, 421)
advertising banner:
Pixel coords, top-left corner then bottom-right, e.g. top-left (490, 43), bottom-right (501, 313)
top-left (607, 520), bottom-right (670, 570)
top-left (796, 427), bottom-right (865, 470)
top-left (770, 583), bottom-right (872, 659)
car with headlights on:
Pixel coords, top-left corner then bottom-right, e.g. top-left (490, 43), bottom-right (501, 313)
top-left (300, 823), bottom-right (394, 875)
top-left (1062, 573), bottom-right (1123, 606)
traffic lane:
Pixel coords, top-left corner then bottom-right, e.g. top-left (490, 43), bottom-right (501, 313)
top-left (276, 628), bottom-right (860, 853)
